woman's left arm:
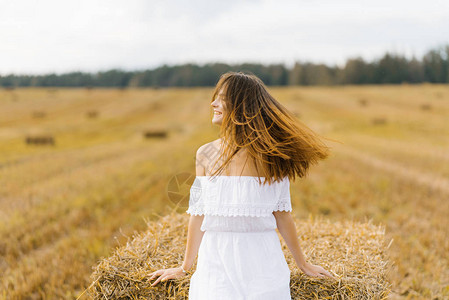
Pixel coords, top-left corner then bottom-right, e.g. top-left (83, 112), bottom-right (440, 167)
top-left (273, 211), bottom-right (334, 279)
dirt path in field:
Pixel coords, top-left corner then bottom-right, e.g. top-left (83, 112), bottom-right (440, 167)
top-left (333, 143), bottom-right (449, 196)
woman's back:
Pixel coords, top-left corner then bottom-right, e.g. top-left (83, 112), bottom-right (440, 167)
top-left (203, 138), bottom-right (264, 178)
top-left (187, 158), bottom-right (293, 299)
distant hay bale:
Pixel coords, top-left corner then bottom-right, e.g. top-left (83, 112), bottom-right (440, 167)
top-left (371, 118), bottom-right (387, 125)
top-left (86, 110), bottom-right (99, 119)
top-left (169, 124), bottom-right (184, 134)
top-left (32, 111), bottom-right (46, 118)
top-left (358, 98), bottom-right (368, 106)
top-left (143, 130), bottom-right (168, 139)
top-left (420, 103), bottom-right (431, 111)
top-left (86, 212), bottom-right (391, 300)
top-left (293, 93), bottom-right (303, 101)
top-left (25, 135), bottom-right (55, 146)
top-left (293, 111), bottom-right (301, 118)
top-left (149, 102), bottom-right (162, 111)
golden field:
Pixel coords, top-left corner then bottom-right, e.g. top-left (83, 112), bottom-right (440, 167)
top-left (0, 85), bottom-right (448, 299)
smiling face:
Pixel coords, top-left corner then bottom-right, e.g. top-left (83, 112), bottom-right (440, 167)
top-left (211, 86), bottom-right (227, 126)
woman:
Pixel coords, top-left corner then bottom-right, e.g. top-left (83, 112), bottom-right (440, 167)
top-left (149, 71), bottom-right (335, 298)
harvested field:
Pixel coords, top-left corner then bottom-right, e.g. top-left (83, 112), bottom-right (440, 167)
top-left (0, 85), bottom-right (448, 299)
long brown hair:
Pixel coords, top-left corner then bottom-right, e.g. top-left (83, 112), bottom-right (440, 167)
top-left (209, 71), bottom-right (336, 186)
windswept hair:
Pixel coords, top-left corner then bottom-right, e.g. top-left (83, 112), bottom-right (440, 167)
top-left (209, 71), bottom-right (337, 186)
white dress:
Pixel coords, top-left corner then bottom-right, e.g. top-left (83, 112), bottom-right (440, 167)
top-left (186, 175), bottom-right (293, 300)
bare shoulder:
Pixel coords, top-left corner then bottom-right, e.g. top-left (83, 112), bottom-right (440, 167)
top-left (195, 139), bottom-right (221, 176)
top-left (197, 138), bottom-right (221, 157)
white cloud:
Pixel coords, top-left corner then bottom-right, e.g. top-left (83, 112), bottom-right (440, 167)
top-left (0, 0), bottom-right (448, 74)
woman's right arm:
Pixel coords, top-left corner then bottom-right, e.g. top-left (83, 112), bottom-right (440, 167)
top-left (182, 215), bottom-right (204, 271)
top-left (182, 145), bottom-right (207, 271)
top-left (149, 146), bottom-right (207, 285)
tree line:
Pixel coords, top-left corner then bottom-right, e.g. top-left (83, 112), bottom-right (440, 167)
top-left (1, 44), bottom-right (448, 87)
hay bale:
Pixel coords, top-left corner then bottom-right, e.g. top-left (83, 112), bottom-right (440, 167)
top-left (358, 98), bottom-right (368, 106)
top-left (420, 103), bottom-right (431, 111)
top-left (168, 124), bottom-right (184, 134)
top-left (292, 111), bottom-right (301, 118)
top-left (149, 102), bottom-right (162, 111)
top-left (25, 135), bottom-right (55, 145)
top-left (143, 130), bottom-right (168, 139)
top-left (293, 93), bottom-right (303, 101)
top-left (86, 212), bottom-right (391, 299)
top-left (86, 110), bottom-right (99, 119)
top-left (371, 118), bottom-right (387, 125)
top-left (32, 111), bottom-right (46, 118)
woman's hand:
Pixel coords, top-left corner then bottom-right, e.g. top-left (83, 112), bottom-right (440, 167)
top-left (148, 267), bottom-right (187, 286)
top-left (299, 262), bottom-right (335, 279)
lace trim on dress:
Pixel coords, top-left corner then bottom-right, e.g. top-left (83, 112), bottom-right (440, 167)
top-left (273, 197), bottom-right (292, 212)
top-left (186, 176), bottom-right (292, 217)
top-left (186, 203), bottom-right (280, 217)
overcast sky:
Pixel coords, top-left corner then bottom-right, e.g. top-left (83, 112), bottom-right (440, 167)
top-left (1, 0), bottom-right (448, 75)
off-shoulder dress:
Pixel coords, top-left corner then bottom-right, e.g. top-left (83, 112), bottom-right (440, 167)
top-left (186, 175), bottom-right (293, 300)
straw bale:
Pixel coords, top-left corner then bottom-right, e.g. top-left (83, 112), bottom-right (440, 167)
top-left (86, 212), bottom-right (391, 299)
